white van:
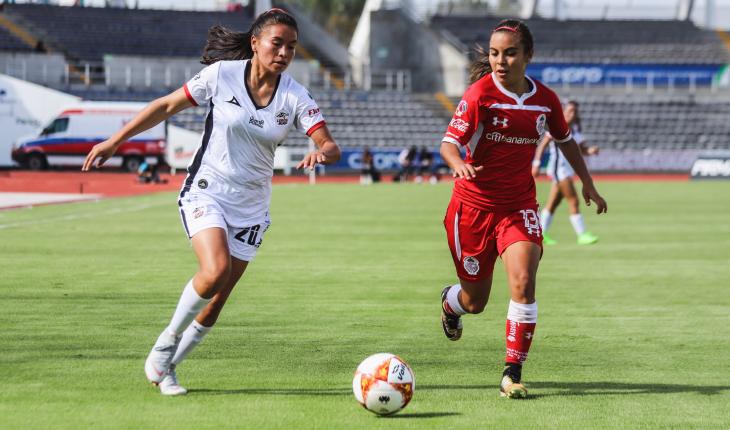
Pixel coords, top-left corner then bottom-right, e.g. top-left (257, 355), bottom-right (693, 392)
top-left (12, 102), bottom-right (166, 171)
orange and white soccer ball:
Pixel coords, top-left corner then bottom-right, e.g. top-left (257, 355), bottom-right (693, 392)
top-left (352, 353), bottom-right (415, 415)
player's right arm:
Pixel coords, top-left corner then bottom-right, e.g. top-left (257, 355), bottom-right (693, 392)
top-left (440, 90), bottom-right (483, 181)
top-left (82, 88), bottom-right (194, 171)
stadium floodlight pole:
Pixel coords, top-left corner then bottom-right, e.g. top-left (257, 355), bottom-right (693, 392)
top-left (677, 0), bottom-right (695, 21)
top-left (705, 0), bottom-right (715, 28)
top-left (521, 0), bottom-right (538, 19)
top-left (552, 0), bottom-right (562, 20)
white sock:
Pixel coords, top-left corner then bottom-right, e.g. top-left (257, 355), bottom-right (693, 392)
top-left (166, 280), bottom-right (211, 336)
top-left (569, 214), bottom-right (586, 235)
top-left (171, 320), bottom-right (212, 365)
top-left (507, 300), bottom-right (538, 323)
top-left (445, 284), bottom-right (467, 316)
top-left (540, 209), bottom-right (553, 233)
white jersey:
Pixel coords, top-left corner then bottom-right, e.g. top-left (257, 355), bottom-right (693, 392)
top-left (180, 60), bottom-right (325, 226)
top-left (547, 124), bottom-right (585, 181)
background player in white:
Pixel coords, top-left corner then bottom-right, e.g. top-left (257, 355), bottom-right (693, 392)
top-left (82, 9), bottom-right (340, 396)
top-left (532, 100), bottom-right (600, 245)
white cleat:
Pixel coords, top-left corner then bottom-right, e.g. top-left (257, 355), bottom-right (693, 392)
top-left (145, 330), bottom-right (182, 385)
top-left (159, 366), bottom-right (187, 396)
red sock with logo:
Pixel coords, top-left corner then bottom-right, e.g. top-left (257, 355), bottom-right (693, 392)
top-left (504, 300), bottom-right (538, 364)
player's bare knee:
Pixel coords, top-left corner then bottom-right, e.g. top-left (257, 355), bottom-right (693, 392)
top-left (510, 272), bottom-right (535, 297)
top-left (197, 261), bottom-right (231, 293)
top-left (461, 296), bottom-right (488, 314)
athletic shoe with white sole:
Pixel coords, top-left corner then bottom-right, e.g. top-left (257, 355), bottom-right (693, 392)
top-left (500, 363), bottom-right (528, 399)
top-left (159, 365), bottom-right (187, 396)
top-left (145, 330), bottom-right (181, 385)
top-left (441, 286), bottom-right (463, 341)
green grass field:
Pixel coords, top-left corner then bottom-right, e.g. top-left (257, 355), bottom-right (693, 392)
top-left (1, 180), bottom-right (729, 429)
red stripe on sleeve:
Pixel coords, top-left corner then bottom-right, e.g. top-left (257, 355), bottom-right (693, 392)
top-left (183, 84), bottom-right (198, 106)
top-left (306, 121), bottom-right (326, 137)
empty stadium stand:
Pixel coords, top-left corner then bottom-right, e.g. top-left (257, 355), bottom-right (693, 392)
top-left (430, 16), bottom-right (730, 64)
top-left (2, 4), bottom-right (255, 62)
top-left (66, 86), bottom-right (449, 150)
top-left (0, 24), bottom-right (32, 52)
top-left (561, 91), bottom-right (730, 150)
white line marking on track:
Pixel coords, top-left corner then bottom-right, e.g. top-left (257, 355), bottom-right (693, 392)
top-left (0, 202), bottom-right (167, 230)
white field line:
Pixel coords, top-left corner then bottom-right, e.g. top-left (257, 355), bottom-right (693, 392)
top-left (0, 201), bottom-right (168, 230)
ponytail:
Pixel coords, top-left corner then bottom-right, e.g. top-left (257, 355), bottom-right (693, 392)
top-left (468, 19), bottom-right (534, 84)
top-left (201, 25), bottom-right (252, 65)
top-left (200, 8), bottom-right (298, 65)
top-left (469, 45), bottom-right (491, 84)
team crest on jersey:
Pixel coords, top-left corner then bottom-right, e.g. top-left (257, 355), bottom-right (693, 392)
top-left (455, 100), bottom-right (468, 117)
top-left (536, 113), bottom-right (547, 137)
top-left (276, 110), bottom-right (289, 126)
top-left (197, 179), bottom-right (208, 189)
top-left (463, 256), bottom-right (480, 276)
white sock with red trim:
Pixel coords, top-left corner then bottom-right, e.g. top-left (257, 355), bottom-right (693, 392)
top-left (444, 284), bottom-right (467, 316)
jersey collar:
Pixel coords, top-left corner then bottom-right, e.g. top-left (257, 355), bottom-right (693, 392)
top-left (491, 72), bottom-right (537, 106)
top-left (244, 60), bottom-right (282, 110)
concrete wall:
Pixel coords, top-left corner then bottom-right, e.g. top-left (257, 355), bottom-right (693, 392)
top-left (102, 56), bottom-right (312, 90)
top-left (369, 8), bottom-right (468, 95)
top-left (0, 52), bottom-right (67, 87)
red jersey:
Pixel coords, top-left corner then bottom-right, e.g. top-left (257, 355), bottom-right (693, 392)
top-left (443, 73), bottom-right (571, 211)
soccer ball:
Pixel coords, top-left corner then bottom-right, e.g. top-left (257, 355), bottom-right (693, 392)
top-left (352, 353), bottom-right (415, 415)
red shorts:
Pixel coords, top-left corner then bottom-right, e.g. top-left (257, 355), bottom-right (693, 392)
top-left (443, 196), bottom-right (543, 282)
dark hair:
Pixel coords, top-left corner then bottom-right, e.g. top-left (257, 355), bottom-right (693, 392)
top-left (566, 100), bottom-right (582, 132)
top-left (469, 19), bottom-right (534, 84)
top-left (201, 8), bottom-right (298, 65)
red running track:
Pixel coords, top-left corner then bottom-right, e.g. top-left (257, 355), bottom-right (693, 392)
top-left (0, 170), bottom-right (689, 198)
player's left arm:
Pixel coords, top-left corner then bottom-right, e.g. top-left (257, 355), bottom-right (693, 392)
top-left (297, 125), bottom-right (341, 170)
top-left (547, 91), bottom-right (606, 213)
top-left (556, 139), bottom-right (607, 214)
top-left (578, 142), bottom-right (600, 156)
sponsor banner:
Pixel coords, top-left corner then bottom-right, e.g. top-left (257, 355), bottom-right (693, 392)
top-left (584, 149), bottom-right (701, 172)
top-left (328, 149), bottom-right (445, 171)
top-left (691, 154), bottom-right (730, 179)
top-left (528, 63), bottom-right (727, 86)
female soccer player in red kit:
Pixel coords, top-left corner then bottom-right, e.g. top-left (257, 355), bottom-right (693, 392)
top-left (439, 19), bottom-right (607, 398)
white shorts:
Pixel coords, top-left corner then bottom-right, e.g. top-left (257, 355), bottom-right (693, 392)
top-left (178, 191), bottom-right (271, 262)
top-left (547, 155), bottom-right (575, 183)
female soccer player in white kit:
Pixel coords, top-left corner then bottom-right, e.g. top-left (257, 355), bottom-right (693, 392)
top-left (82, 9), bottom-right (340, 396)
top-left (532, 100), bottom-right (600, 245)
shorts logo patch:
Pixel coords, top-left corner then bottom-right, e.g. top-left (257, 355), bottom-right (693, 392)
top-left (197, 179), bottom-right (208, 189)
top-left (463, 256), bottom-right (480, 276)
top-left (192, 207), bottom-right (205, 219)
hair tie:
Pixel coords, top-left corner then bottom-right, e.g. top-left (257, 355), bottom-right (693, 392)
top-left (494, 26), bottom-right (518, 33)
top-left (267, 8), bottom-right (287, 14)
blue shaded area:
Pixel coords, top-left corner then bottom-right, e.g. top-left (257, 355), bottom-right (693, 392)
top-left (528, 63), bottom-right (724, 86)
top-left (328, 149), bottom-right (446, 171)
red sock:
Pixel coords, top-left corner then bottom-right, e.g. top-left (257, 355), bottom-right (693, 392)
top-left (505, 319), bottom-right (536, 364)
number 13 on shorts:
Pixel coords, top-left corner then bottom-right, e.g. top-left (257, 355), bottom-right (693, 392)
top-left (519, 209), bottom-right (541, 237)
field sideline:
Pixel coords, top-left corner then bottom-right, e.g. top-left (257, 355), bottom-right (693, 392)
top-left (1, 181), bottom-right (729, 429)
